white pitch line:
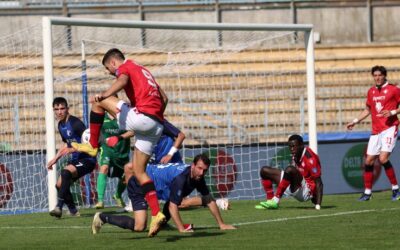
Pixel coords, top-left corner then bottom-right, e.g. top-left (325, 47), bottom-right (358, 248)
top-left (231, 207), bottom-right (400, 227)
top-left (1, 207), bottom-right (399, 230)
top-left (193, 207), bottom-right (400, 228)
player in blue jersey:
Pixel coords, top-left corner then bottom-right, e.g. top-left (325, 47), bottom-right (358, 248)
top-left (152, 119), bottom-right (185, 164)
top-left (47, 97), bottom-right (97, 218)
top-left (92, 154), bottom-right (236, 234)
top-left (124, 119), bottom-right (185, 212)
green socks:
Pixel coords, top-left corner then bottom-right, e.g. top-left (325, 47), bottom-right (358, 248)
top-left (97, 173), bottom-right (107, 202)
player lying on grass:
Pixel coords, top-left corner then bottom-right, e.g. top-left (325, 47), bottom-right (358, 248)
top-left (47, 97), bottom-right (96, 218)
top-left (92, 153), bottom-right (236, 234)
top-left (255, 134), bottom-right (323, 210)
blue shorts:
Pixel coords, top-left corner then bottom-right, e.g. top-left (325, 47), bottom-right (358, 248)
top-left (68, 158), bottom-right (96, 181)
top-left (127, 177), bottom-right (148, 211)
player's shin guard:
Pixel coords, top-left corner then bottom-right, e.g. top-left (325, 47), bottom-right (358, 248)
top-left (261, 179), bottom-right (274, 200)
top-left (142, 181), bottom-right (160, 216)
top-left (99, 213), bottom-right (135, 231)
top-left (89, 111), bottom-right (104, 148)
top-left (115, 178), bottom-right (126, 198)
top-left (363, 164), bottom-right (374, 191)
top-left (55, 185), bottom-right (64, 209)
top-left (383, 161), bottom-right (399, 187)
top-left (64, 189), bottom-right (77, 212)
top-left (162, 201), bottom-right (171, 223)
top-left (275, 172), bottom-right (291, 199)
top-left (59, 169), bottom-right (73, 203)
top-left (96, 173), bottom-right (107, 202)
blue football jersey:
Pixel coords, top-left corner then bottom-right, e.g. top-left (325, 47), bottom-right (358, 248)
top-left (152, 119), bottom-right (183, 164)
top-left (146, 163), bottom-right (209, 204)
top-left (58, 115), bottom-right (94, 161)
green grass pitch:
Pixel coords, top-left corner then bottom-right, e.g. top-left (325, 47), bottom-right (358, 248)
top-left (1, 191), bottom-right (399, 249)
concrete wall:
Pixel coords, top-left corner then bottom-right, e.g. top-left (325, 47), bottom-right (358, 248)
top-left (298, 7), bottom-right (367, 44)
top-left (0, 4), bottom-right (399, 47)
top-left (373, 6), bottom-right (400, 42)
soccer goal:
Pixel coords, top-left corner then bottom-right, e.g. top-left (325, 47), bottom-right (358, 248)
top-left (0, 16), bottom-right (316, 214)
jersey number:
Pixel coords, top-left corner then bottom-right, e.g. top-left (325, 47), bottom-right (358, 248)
top-left (142, 69), bottom-right (157, 88)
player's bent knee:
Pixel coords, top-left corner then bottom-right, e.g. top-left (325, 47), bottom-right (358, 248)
top-left (379, 156), bottom-right (390, 165)
top-left (260, 166), bottom-right (273, 178)
top-left (179, 199), bottom-right (190, 209)
top-left (201, 194), bottom-right (215, 206)
top-left (61, 169), bottom-right (73, 179)
top-left (284, 165), bottom-right (297, 174)
top-left (134, 224), bottom-right (146, 232)
top-left (100, 165), bottom-right (109, 173)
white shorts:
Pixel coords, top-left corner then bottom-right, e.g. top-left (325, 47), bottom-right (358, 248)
top-left (367, 126), bottom-right (398, 156)
top-left (116, 100), bottom-right (163, 155)
top-left (281, 171), bottom-right (312, 202)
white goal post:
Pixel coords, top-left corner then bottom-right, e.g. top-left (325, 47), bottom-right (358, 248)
top-left (42, 17), bottom-right (316, 211)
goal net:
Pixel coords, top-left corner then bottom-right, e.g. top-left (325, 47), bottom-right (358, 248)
top-left (0, 17), bottom-right (316, 214)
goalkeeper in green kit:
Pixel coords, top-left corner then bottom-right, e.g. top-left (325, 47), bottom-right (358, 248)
top-left (95, 112), bottom-right (134, 209)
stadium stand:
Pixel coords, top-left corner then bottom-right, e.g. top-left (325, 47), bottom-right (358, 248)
top-left (1, 44), bottom-right (400, 150)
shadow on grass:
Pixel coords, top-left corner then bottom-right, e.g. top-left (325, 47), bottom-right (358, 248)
top-left (113, 230), bottom-right (225, 241)
top-left (165, 231), bottom-right (225, 242)
top-left (290, 205), bottom-right (337, 209)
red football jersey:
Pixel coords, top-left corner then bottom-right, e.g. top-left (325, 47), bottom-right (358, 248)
top-left (366, 82), bottom-right (400, 134)
top-left (292, 147), bottom-right (321, 196)
top-left (117, 60), bottom-right (164, 122)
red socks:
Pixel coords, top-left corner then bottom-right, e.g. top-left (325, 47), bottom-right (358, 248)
top-left (261, 179), bottom-right (274, 200)
top-left (89, 111), bottom-right (104, 148)
top-left (384, 166), bottom-right (398, 186)
top-left (142, 181), bottom-right (160, 216)
top-left (275, 178), bottom-right (290, 199)
top-left (363, 164), bottom-right (374, 190)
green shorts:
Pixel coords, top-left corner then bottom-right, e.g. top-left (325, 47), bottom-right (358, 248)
top-left (98, 147), bottom-right (129, 178)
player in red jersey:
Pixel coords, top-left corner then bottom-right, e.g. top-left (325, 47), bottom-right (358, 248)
top-left (255, 134), bottom-right (323, 210)
top-left (72, 48), bottom-right (168, 237)
top-left (347, 65), bottom-right (400, 201)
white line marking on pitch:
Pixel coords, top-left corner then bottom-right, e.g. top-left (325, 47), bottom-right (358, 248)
top-left (231, 207), bottom-right (400, 227)
top-left (192, 207), bottom-right (400, 228)
top-left (0, 207), bottom-right (399, 230)
top-left (0, 225), bottom-right (89, 229)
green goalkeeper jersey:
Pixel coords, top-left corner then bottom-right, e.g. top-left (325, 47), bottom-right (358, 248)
top-left (100, 114), bottom-right (130, 159)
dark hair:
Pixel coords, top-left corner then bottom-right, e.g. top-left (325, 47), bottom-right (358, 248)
top-left (288, 134), bottom-right (303, 144)
top-left (102, 48), bottom-right (125, 65)
top-left (52, 97), bottom-right (68, 107)
top-left (371, 65), bottom-right (387, 76)
top-left (193, 153), bottom-right (211, 167)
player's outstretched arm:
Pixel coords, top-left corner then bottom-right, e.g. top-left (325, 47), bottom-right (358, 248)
top-left (106, 130), bottom-right (135, 147)
top-left (313, 177), bottom-right (323, 210)
top-left (160, 130), bottom-right (185, 164)
top-left (168, 202), bottom-right (192, 233)
top-left (91, 75), bottom-right (129, 103)
top-left (207, 201), bottom-right (236, 230)
top-left (347, 108), bottom-right (370, 130)
top-left (46, 144), bottom-right (72, 170)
